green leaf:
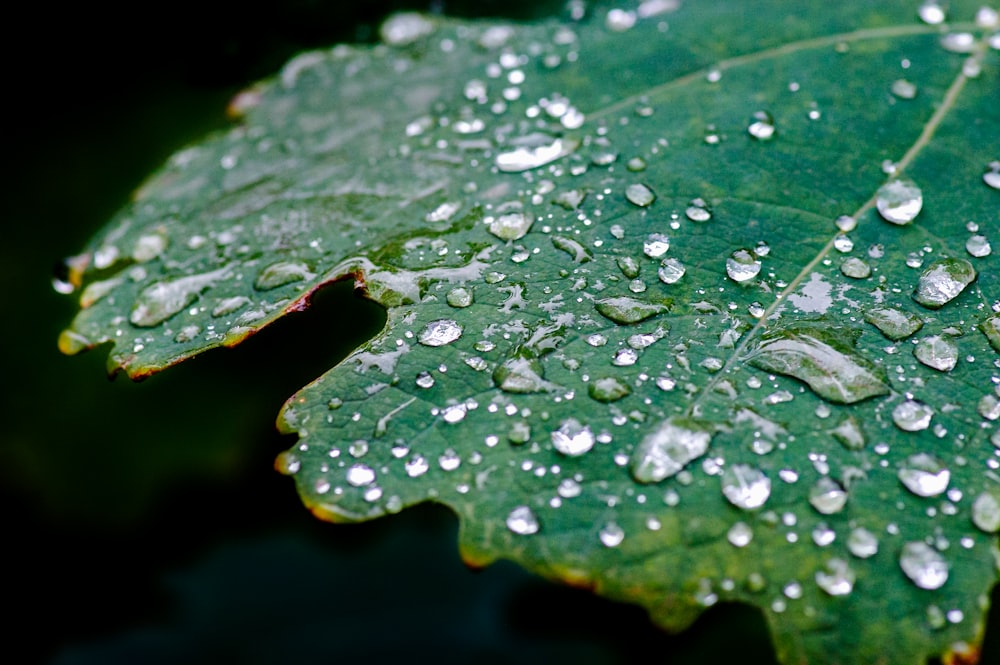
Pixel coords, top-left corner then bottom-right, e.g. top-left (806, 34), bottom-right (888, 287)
top-left (58, 2), bottom-right (1000, 663)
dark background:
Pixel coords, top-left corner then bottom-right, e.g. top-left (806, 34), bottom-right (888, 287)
top-left (0, 2), bottom-right (992, 663)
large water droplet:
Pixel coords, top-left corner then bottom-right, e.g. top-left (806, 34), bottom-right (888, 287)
top-left (658, 258), bottom-right (686, 284)
top-left (745, 325), bottom-right (890, 404)
top-left (876, 178), bottom-right (923, 224)
top-left (551, 418), bottom-right (595, 456)
top-left (816, 558), bottom-right (855, 596)
top-left (726, 249), bottom-right (761, 282)
top-left (488, 212), bottom-right (534, 241)
top-left (588, 377), bottom-right (631, 402)
top-left (913, 335), bottom-right (959, 372)
top-left (419, 319), bottom-right (463, 346)
top-left (643, 234), bottom-right (670, 258)
top-left (495, 136), bottom-right (579, 172)
top-left (506, 506), bottom-right (540, 535)
top-left (130, 268), bottom-right (228, 327)
top-left (346, 463), bottom-right (376, 487)
top-left (912, 258), bottom-right (977, 309)
top-left (630, 418), bottom-right (712, 483)
top-left (809, 477), bottom-right (848, 515)
top-left (899, 542), bottom-right (949, 590)
top-left (898, 453), bottom-right (949, 496)
top-left (892, 400), bottom-right (933, 432)
top-left (864, 306), bottom-right (924, 340)
top-left (721, 464), bottom-right (771, 510)
top-left (594, 296), bottom-right (669, 324)
top-left (625, 183), bottom-right (656, 207)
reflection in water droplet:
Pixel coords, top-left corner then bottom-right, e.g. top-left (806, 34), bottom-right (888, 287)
top-left (626, 183), bottom-right (656, 207)
top-left (419, 319), bottom-right (463, 346)
top-left (726, 249), bottom-right (761, 282)
top-left (912, 258), bottom-right (977, 309)
top-left (630, 418), bottom-right (712, 483)
top-left (809, 477), bottom-right (848, 515)
top-left (898, 453), bottom-right (949, 496)
top-left (745, 325), bottom-right (890, 404)
top-left (900, 542), bottom-right (949, 590)
top-left (506, 506), bottom-right (540, 535)
top-left (864, 306), bottom-right (923, 340)
top-left (972, 491), bottom-right (1000, 533)
top-left (913, 335), bottom-right (959, 372)
top-left (816, 558), bottom-right (855, 596)
top-left (658, 258), bottom-right (686, 284)
top-left (721, 464), bottom-right (771, 510)
top-left (551, 418), bottom-right (595, 456)
top-left (876, 178), bottom-right (922, 224)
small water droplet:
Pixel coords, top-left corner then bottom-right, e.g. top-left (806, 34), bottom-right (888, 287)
top-left (847, 528), bottom-right (879, 559)
top-left (891, 79), bottom-right (918, 99)
top-left (643, 234), bottom-right (671, 258)
top-left (594, 296), bottom-right (669, 324)
top-left (816, 558), bottom-right (856, 596)
top-left (599, 521), bottom-right (625, 547)
top-left (721, 464), bottom-right (771, 510)
top-left (913, 335), bottom-right (959, 372)
top-left (685, 198), bottom-right (712, 222)
top-left (972, 491), bottom-right (1000, 533)
top-left (864, 306), bottom-right (923, 340)
top-left (727, 521), bottom-right (753, 547)
top-left (658, 258), bottom-right (686, 284)
top-left (446, 287), bottom-right (473, 308)
top-left (488, 211), bottom-right (534, 241)
top-left (984, 169), bottom-right (1000, 190)
top-left (419, 319), bottom-right (463, 346)
top-left (876, 178), bottom-right (923, 224)
top-left (275, 451), bottom-right (300, 476)
top-left (981, 315), bottom-right (1000, 353)
top-left (809, 477), bottom-right (848, 515)
top-left (840, 257), bottom-right (871, 279)
top-left (747, 110), bottom-right (776, 140)
top-left (506, 505), bottom-right (540, 535)
top-left (940, 32), bottom-right (976, 53)
top-left (551, 418), bottom-right (595, 456)
top-left (912, 258), bottom-right (976, 309)
top-left (726, 249), bottom-right (761, 282)
top-left (588, 377), bottom-right (631, 402)
top-left (892, 400), bottom-right (934, 432)
top-left (630, 418), bottom-right (712, 483)
top-left (625, 183), bottom-right (656, 207)
top-left (900, 541), bottom-right (949, 590)
top-left (966, 234), bottom-right (992, 257)
top-left (495, 136), bottom-right (579, 173)
top-left (831, 416), bottom-right (866, 450)
top-left (918, 1), bottom-right (946, 24)
top-left (898, 453), bottom-right (949, 496)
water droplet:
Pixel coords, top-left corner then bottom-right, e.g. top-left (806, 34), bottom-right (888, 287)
top-left (658, 258), bottom-right (686, 284)
top-left (588, 377), bottom-right (631, 402)
top-left (405, 455), bottom-right (429, 477)
top-left (552, 235), bottom-right (593, 262)
top-left (612, 348), bottom-right (638, 366)
top-left (275, 451), bottom-right (300, 476)
top-left (495, 136), bottom-right (579, 172)
top-left (627, 156), bottom-right (648, 171)
top-left (685, 198), bottom-right (712, 222)
top-left (506, 506), bottom-right (540, 535)
top-left (625, 183), bottom-right (656, 207)
top-left (840, 257), bottom-right (871, 279)
top-left (891, 79), bottom-right (918, 99)
top-left (446, 287), bottom-right (473, 308)
top-left (892, 399), bottom-right (933, 433)
top-left (630, 418), bottom-right (712, 483)
top-left (415, 371), bottom-right (435, 389)
top-left (876, 178), bottom-right (923, 225)
top-left (488, 211), bottom-right (534, 241)
top-left (617, 256), bottom-right (641, 279)
top-left (495, 357), bottom-right (554, 394)
top-left (551, 418), bottom-right (595, 456)
top-left (380, 12), bottom-right (435, 45)
top-left (745, 325), bottom-right (890, 404)
top-left (553, 188), bottom-right (588, 210)
top-left (833, 234), bottom-right (854, 253)
top-left (727, 521), bottom-right (753, 547)
top-left (747, 110), bottom-right (776, 140)
top-left (900, 541), bottom-right (949, 590)
top-left (913, 335), bottom-right (959, 372)
top-left (643, 234), bottom-right (671, 258)
top-left (816, 558), bottom-right (855, 596)
top-left (981, 315), bottom-right (1000, 353)
top-left (918, 1), bottom-right (946, 24)
top-left (912, 258), bottom-right (976, 309)
top-left (255, 261), bottom-right (314, 290)
top-left (831, 416), bottom-right (866, 450)
top-left (346, 463), bottom-right (376, 487)
top-left (835, 215), bottom-right (857, 232)
top-left (940, 32), bottom-right (976, 53)
top-left (864, 306), bottom-right (924, 340)
top-left (972, 491), bottom-right (1000, 533)
top-left (594, 296), bottom-right (669, 324)
top-left (966, 234), bottom-right (992, 257)
top-left (847, 527), bottom-right (879, 558)
top-left (419, 319), bottom-right (463, 346)
top-left (984, 169), bottom-right (1000, 190)
top-left (726, 249), bottom-right (761, 282)
top-left (809, 477), bottom-right (848, 515)
top-left (899, 453), bottom-right (949, 496)
top-left (721, 464), bottom-right (771, 510)
top-left (599, 521), bottom-right (625, 547)
top-left (130, 268), bottom-right (228, 327)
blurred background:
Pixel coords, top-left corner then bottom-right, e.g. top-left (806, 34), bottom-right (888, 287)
top-left (1, 1), bottom-right (992, 663)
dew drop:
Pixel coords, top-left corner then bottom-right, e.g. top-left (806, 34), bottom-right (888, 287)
top-left (617, 256), bottom-right (641, 279)
top-left (381, 12), bottom-right (435, 45)
top-left (685, 198), bottom-right (712, 222)
top-left (809, 477), bottom-right (848, 515)
top-left (346, 463), bottom-right (376, 487)
top-left (130, 268), bottom-right (228, 327)
top-left (971, 490), bottom-right (1000, 533)
top-left (626, 183), bottom-right (656, 207)
top-left (898, 453), bottom-right (949, 496)
top-left (630, 418), bottom-right (712, 483)
top-left (876, 178), bottom-right (922, 225)
top-left (255, 261), bottom-right (314, 290)
top-left (892, 400), bottom-right (933, 433)
top-left (816, 558), bottom-right (855, 596)
top-left (588, 377), bottom-right (631, 402)
top-left (643, 234), bottom-right (671, 258)
top-left (918, 1), bottom-right (946, 24)
top-left (940, 32), bottom-right (976, 53)
top-left (506, 505), bottom-right (540, 535)
top-left (726, 249), bottom-right (761, 282)
top-left (840, 257), bottom-right (871, 279)
top-left (721, 464), bottom-right (771, 510)
top-left (727, 521), bottom-right (753, 547)
top-left (747, 110), bottom-right (776, 140)
top-left (900, 541), bottom-right (949, 590)
top-left (831, 416), bottom-right (866, 450)
top-left (495, 136), bottom-right (579, 173)
top-left (891, 79), bottom-right (917, 99)
top-left (599, 522), bottom-right (625, 547)
top-left (595, 296), bottom-right (669, 324)
top-left (551, 418), bottom-right (595, 456)
top-left (864, 306), bottom-right (924, 340)
top-left (446, 287), bottom-right (474, 308)
top-left (488, 212), bottom-right (534, 241)
top-left (913, 335), bottom-right (959, 372)
top-left (419, 319), bottom-right (463, 346)
top-left (658, 258), bottom-right (686, 284)
top-left (981, 315), bottom-right (1000, 353)
top-left (912, 258), bottom-right (976, 309)
top-left (405, 455), bottom-right (429, 478)
top-left (966, 234), bottom-right (992, 258)
top-left (847, 527), bottom-right (879, 559)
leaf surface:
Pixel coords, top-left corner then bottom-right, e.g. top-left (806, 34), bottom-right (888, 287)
top-left (59, 2), bottom-right (1000, 662)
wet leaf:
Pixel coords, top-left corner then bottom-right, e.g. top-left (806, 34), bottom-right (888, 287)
top-left (58, 2), bottom-right (1000, 663)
